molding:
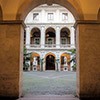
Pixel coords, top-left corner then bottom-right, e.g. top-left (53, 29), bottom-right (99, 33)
top-left (0, 20), bottom-right (26, 28)
top-left (26, 23), bottom-right (74, 26)
top-left (74, 20), bottom-right (100, 28)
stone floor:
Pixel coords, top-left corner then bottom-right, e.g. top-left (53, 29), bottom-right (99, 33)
top-left (18, 71), bottom-right (78, 100)
top-left (22, 71), bottom-right (76, 96)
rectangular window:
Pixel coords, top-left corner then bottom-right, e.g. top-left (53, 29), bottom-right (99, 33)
top-left (48, 13), bottom-right (54, 20)
top-left (62, 13), bottom-right (68, 20)
top-left (33, 13), bottom-right (39, 20)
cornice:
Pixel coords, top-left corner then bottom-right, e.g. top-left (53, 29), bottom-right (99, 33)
top-left (74, 20), bottom-right (100, 28)
top-left (0, 20), bottom-right (26, 28)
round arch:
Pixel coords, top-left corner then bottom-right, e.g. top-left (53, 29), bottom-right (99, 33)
top-left (31, 52), bottom-right (40, 71)
top-left (45, 52), bottom-right (56, 70)
top-left (16, 0), bottom-right (84, 20)
top-left (46, 27), bottom-right (55, 33)
top-left (45, 27), bottom-right (56, 45)
top-left (30, 27), bottom-right (41, 44)
top-left (60, 52), bottom-right (70, 57)
top-left (31, 27), bottom-right (41, 36)
top-left (60, 27), bottom-right (71, 45)
top-left (60, 52), bottom-right (71, 71)
top-left (97, 8), bottom-right (100, 20)
top-left (31, 52), bottom-right (40, 57)
top-left (0, 5), bottom-right (3, 20)
top-left (60, 27), bottom-right (70, 33)
top-left (45, 52), bottom-right (56, 59)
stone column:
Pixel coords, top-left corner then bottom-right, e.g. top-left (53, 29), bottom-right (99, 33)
top-left (0, 20), bottom-right (24, 98)
top-left (41, 26), bottom-right (45, 48)
top-left (56, 26), bottom-right (60, 48)
top-left (26, 26), bottom-right (31, 48)
top-left (56, 53), bottom-right (60, 71)
top-left (75, 20), bottom-right (100, 99)
top-left (70, 55), bottom-right (74, 71)
top-left (40, 52), bottom-right (45, 71)
top-left (70, 26), bottom-right (75, 47)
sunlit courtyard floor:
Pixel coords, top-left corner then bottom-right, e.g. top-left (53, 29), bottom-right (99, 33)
top-left (22, 71), bottom-right (76, 97)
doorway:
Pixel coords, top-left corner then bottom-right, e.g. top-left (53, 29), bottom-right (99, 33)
top-left (23, 3), bottom-right (77, 98)
top-left (46, 55), bottom-right (55, 70)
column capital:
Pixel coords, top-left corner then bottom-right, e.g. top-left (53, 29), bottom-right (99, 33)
top-left (41, 25), bottom-right (45, 29)
top-left (56, 26), bottom-right (60, 29)
top-left (25, 26), bottom-right (31, 31)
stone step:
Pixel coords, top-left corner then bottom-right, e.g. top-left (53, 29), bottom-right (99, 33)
top-left (17, 95), bottom-right (79, 100)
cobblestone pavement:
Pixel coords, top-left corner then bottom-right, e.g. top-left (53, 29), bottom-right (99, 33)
top-left (22, 71), bottom-right (76, 97)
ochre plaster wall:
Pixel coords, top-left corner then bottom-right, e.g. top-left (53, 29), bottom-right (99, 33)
top-left (76, 21), bottom-right (100, 99)
top-left (0, 0), bottom-right (99, 20)
top-left (0, 21), bottom-right (24, 98)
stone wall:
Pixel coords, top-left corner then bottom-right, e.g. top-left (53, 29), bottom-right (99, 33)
top-left (75, 20), bottom-right (100, 99)
top-left (0, 21), bottom-right (24, 98)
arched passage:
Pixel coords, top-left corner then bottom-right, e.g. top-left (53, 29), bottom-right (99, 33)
top-left (98, 8), bottom-right (100, 20)
top-left (60, 53), bottom-right (70, 71)
top-left (31, 52), bottom-right (40, 71)
top-left (0, 5), bottom-right (3, 20)
top-left (16, 0), bottom-right (84, 20)
top-left (45, 53), bottom-right (56, 70)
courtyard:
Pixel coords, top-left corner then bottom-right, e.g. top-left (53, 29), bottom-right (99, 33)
top-left (22, 71), bottom-right (76, 97)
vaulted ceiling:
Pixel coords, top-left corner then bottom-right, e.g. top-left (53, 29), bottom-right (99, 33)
top-left (0, 0), bottom-right (100, 20)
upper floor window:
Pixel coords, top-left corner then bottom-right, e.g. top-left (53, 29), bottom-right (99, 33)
top-left (62, 13), bottom-right (68, 20)
top-left (61, 38), bottom-right (67, 44)
top-left (48, 13), bottom-right (54, 20)
top-left (33, 13), bottom-right (39, 20)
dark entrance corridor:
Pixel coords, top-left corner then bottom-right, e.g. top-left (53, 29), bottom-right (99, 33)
top-left (46, 55), bottom-right (55, 70)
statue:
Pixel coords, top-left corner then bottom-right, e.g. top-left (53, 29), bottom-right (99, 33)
top-left (33, 57), bottom-right (37, 66)
top-left (63, 57), bottom-right (68, 71)
top-left (33, 57), bottom-right (37, 71)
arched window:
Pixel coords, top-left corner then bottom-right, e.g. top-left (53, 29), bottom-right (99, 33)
top-left (30, 28), bottom-right (41, 46)
top-left (60, 27), bottom-right (70, 46)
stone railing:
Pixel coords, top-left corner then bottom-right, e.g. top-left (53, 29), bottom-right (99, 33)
top-left (25, 44), bottom-right (75, 49)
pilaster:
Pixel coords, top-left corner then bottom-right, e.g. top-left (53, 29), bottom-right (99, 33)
top-left (26, 26), bottom-right (31, 48)
top-left (41, 26), bottom-right (45, 48)
top-left (56, 26), bottom-right (60, 48)
top-left (75, 20), bottom-right (100, 99)
top-left (70, 26), bottom-right (75, 47)
top-left (0, 20), bottom-right (25, 98)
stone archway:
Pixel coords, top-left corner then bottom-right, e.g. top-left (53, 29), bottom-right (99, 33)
top-left (45, 27), bottom-right (56, 47)
top-left (60, 27), bottom-right (71, 46)
top-left (16, 1), bottom-right (80, 98)
top-left (46, 55), bottom-right (55, 70)
top-left (45, 52), bottom-right (56, 70)
top-left (0, 0), bottom-right (100, 99)
top-left (30, 27), bottom-right (41, 45)
top-left (16, 0), bottom-right (84, 20)
top-left (98, 8), bottom-right (100, 20)
top-left (60, 53), bottom-right (71, 71)
top-left (31, 52), bottom-right (40, 71)
top-left (0, 5), bottom-right (3, 20)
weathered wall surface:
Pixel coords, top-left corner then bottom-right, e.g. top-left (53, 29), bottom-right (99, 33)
top-left (0, 21), bottom-right (24, 98)
top-left (76, 21), bottom-right (100, 99)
